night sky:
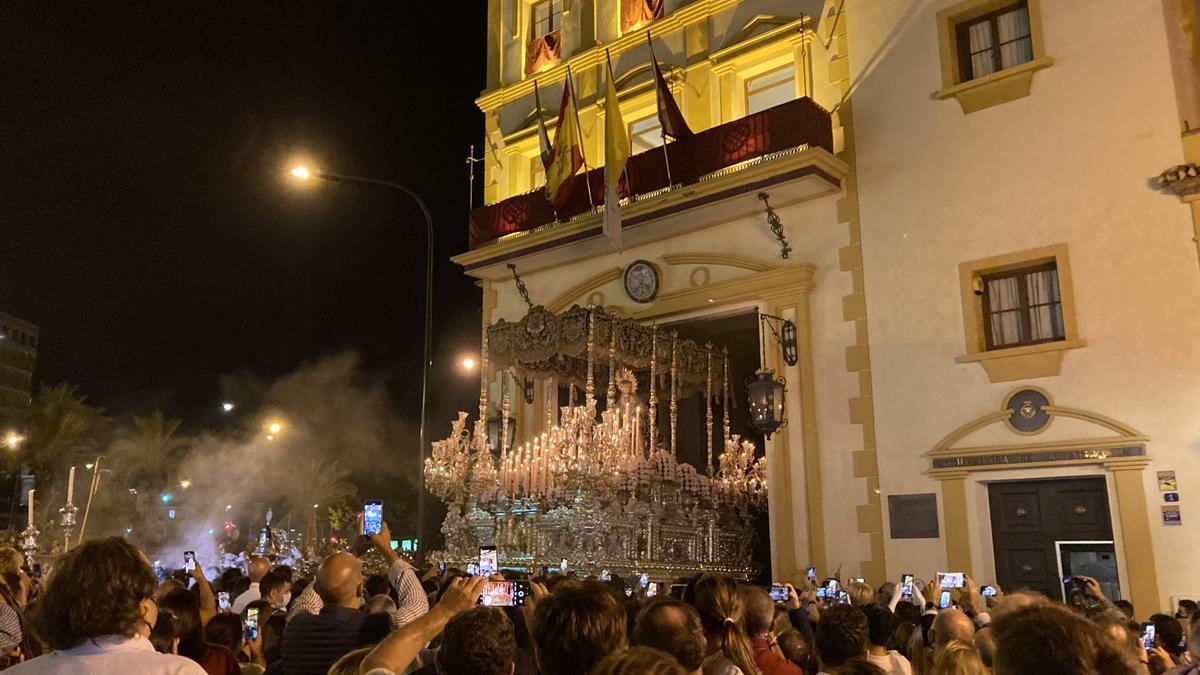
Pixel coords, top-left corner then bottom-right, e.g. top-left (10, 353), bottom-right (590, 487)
top-left (2, 4), bottom-right (488, 427)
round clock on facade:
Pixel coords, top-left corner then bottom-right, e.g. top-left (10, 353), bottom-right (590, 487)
top-left (623, 260), bottom-right (660, 304)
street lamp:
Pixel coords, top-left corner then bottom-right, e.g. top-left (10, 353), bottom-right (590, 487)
top-left (461, 357), bottom-right (477, 372)
top-left (3, 432), bottom-right (24, 451)
top-left (288, 162), bottom-right (436, 559)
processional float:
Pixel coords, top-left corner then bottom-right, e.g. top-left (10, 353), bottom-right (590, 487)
top-left (424, 305), bottom-right (767, 578)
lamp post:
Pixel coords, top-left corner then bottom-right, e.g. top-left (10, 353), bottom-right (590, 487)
top-left (290, 165), bottom-right (435, 559)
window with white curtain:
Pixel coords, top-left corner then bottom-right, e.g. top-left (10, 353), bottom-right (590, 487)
top-left (745, 65), bottom-right (796, 115)
top-left (956, 1), bottom-right (1033, 82)
top-left (981, 262), bottom-right (1065, 350)
top-left (531, 0), bottom-right (563, 38)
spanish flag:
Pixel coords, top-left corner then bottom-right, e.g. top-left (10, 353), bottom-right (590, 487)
top-left (544, 80), bottom-right (583, 212)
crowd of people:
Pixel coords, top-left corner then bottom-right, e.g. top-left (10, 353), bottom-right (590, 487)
top-left (0, 523), bottom-right (1194, 675)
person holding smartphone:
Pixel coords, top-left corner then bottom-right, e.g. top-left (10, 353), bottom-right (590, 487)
top-left (286, 512), bottom-right (429, 636)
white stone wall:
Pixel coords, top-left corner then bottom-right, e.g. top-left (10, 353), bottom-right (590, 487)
top-left (848, 0), bottom-right (1200, 609)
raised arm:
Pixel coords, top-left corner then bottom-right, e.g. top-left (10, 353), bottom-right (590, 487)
top-left (192, 564), bottom-right (218, 626)
top-left (368, 522), bottom-right (430, 628)
top-left (359, 576), bottom-right (486, 675)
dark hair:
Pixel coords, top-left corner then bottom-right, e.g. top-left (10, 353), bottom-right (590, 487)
top-left (157, 588), bottom-right (205, 661)
top-left (1179, 599), bottom-right (1198, 615)
top-left (28, 537), bottom-right (157, 649)
top-left (894, 601), bottom-right (920, 626)
top-left (863, 604), bottom-right (894, 647)
top-left (587, 646), bottom-right (688, 675)
top-left (1150, 614), bottom-right (1185, 657)
top-left (1114, 600), bottom-right (1135, 619)
top-left (204, 612), bottom-right (243, 653)
top-left (364, 573), bottom-right (391, 599)
top-left (263, 614), bottom-right (287, 666)
top-left (632, 597), bottom-right (707, 672)
top-left (991, 604), bottom-right (1138, 675)
top-left (531, 581), bottom-right (628, 675)
top-left (259, 571), bottom-right (290, 599)
top-left (435, 607), bottom-right (516, 675)
top-left (815, 604), bottom-right (868, 668)
top-left (270, 564), bottom-right (294, 583)
top-left (149, 607), bottom-right (180, 654)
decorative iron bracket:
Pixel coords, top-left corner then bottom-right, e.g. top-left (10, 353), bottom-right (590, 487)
top-left (757, 192), bottom-right (793, 260)
top-left (759, 312), bottom-right (799, 367)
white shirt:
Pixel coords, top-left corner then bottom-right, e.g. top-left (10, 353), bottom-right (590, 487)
top-left (231, 582), bottom-right (260, 613)
top-left (8, 635), bottom-right (205, 674)
top-left (867, 650), bottom-right (914, 675)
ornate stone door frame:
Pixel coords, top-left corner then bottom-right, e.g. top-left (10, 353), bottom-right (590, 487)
top-left (928, 390), bottom-right (1162, 612)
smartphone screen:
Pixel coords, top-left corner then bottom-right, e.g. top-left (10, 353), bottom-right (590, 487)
top-left (1141, 622), bottom-right (1156, 649)
top-left (937, 572), bottom-right (965, 589)
top-left (647, 582), bottom-right (658, 598)
top-left (836, 590), bottom-right (850, 605)
top-left (816, 587), bottom-right (827, 599)
top-left (364, 500), bottom-right (383, 536)
top-left (478, 581), bottom-right (529, 607)
top-left (183, 551), bottom-right (196, 573)
top-left (479, 546), bottom-right (497, 577)
top-left (981, 585), bottom-right (997, 597)
top-left (806, 566), bottom-right (817, 578)
top-left (559, 558), bottom-right (568, 573)
top-left (218, 591), bottom-right (230, 611)
top-left (901, 574), bottom-right (914, 597)
top-left (466, 562), bottom-right (479, 576)
top-left (245, 607), bottom-right (260, 640)
top-left (438, 562), bottom-right (446, 574)
top-left (769, 584), bottom-right (789, 602)
top-left (599, 569), bottom-right (611, 582)
top-left (639, 573), bottom-right (650, 589)
top-left (824, 578), bottom-right (839, 595)
top-left (939, 591), bottom-right (952, 609)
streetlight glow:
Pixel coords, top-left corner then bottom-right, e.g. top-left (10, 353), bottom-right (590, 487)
top-left (290, 165), bottom-right (311, 181)
top-left (2, 432), bottom-right (24, 451)
top-left (269, 422), bottom-right (282, 435)
top-left (221, 402), bottom-right (235, 413)
top-left (180, 479), bottom-right (192, 489)
top-left (461, 357), bottom-right (476, 371)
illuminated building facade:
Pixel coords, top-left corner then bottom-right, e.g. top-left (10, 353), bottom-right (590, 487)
top-left (0, 311), bottom-right (38, 427)
top-left (455, 0), bottom-right (1200, 613)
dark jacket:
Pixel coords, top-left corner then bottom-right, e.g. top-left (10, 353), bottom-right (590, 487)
top-left (279, 604), bottom-right (389, 675)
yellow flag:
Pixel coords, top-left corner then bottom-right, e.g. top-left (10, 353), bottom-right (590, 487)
top-left (603, 55), bottom-right (628, 249)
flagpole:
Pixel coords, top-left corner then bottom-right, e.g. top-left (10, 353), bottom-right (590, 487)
top-left (605, 50), bottom-right (633, 198)
top-left (532, 79), bottom-right (561, 221)
top-left (646, 30), bottom-right (675, 187)
top-left (565, 64), bottom-right (597, 210)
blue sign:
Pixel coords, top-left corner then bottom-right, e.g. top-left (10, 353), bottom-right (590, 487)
top-left (1164, 492), bottom-right (1180, 503)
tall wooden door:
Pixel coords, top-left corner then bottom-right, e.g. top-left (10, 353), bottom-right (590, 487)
top-left (987, 477), bottom-right (1113, 596)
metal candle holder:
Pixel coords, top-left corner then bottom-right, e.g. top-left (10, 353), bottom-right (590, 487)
top-left (58, 502), bottom-right (78, 552)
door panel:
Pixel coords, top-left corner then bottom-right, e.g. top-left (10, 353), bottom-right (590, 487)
top-left (988, 477), bottom-right (1112, 595)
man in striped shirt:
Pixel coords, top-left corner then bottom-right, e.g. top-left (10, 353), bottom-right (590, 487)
top-left (286, 521), bottom-right (428, 631)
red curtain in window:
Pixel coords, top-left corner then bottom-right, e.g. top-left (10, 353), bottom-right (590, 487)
top-left (525, 30), bottom-right (561, 75)
top-left (621, 0), bottom-right (663, 34)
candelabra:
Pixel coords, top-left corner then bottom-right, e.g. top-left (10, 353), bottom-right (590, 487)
top-left (19, 524), bottom-right (37, 568)
top-left (59, 502), bottom-right (78, 553)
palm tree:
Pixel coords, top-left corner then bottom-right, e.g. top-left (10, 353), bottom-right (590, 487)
top-left (21, 384), bottom-right (104, 481)
top-left (109, 410), bottom-right (189, 491)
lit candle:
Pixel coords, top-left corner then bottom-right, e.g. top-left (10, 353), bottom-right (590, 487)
top-left (27, 489), bottom-right (33, 528)
top-left (67, 466), bottom-right (75, 505)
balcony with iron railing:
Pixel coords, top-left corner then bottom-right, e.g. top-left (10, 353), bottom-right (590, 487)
top-left (459, 96), bottom-right (845, 274)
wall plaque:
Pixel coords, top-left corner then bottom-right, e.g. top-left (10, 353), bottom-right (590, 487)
top-left (888, 493), bottom-right (940, 539)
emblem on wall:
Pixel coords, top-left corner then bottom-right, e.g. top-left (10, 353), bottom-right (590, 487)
top-left (1004, 387), bottom-right (1052, 434)
top-left (623, 260), bottom-right (660, 304)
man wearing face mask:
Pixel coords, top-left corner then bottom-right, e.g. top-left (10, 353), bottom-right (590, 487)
top-left (279, 552), bottom-right (392, 675)
top-left (9, 537), bottom-right (206, 674)
top-left (258, 571), bottom-right (292, 614)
